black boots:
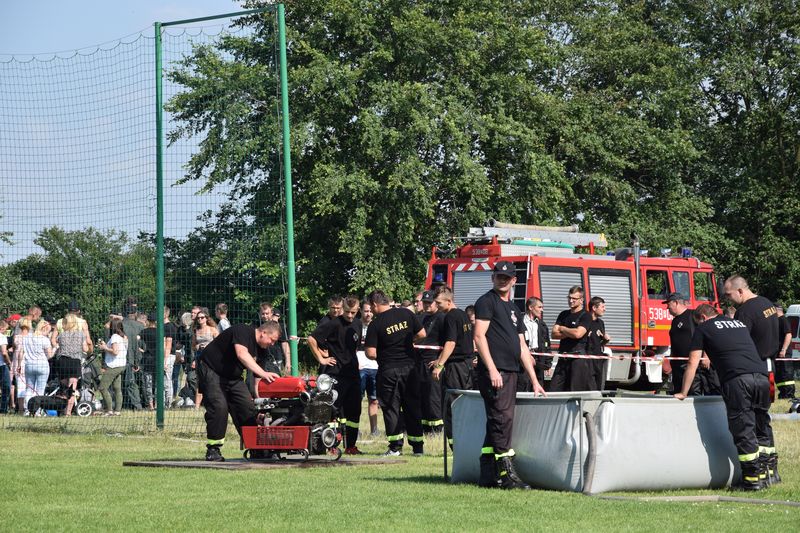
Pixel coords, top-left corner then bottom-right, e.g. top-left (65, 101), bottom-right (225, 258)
top-left (734, 459), bottom-right (762, 491)
top-left (478, 454), bottom-right (499, 488)
top-left (478, 453), bottom-right (530, 490)
top-left (205, 444), bottom-right (224, 462)
top-left (496, 456), bottom-right (531, 490)
top-left (767, 453), bottom-right (781, 485)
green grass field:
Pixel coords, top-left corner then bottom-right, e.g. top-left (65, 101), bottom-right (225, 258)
top-left (3, 404), bottom-right (800, 532)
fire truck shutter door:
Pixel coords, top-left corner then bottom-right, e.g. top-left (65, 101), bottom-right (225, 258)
top-left (452, 270), bottom-right (494, 309)
top-left (538, 268), bottom-right (583, 346)
top-left (588, 270), bottom-right (634, 346)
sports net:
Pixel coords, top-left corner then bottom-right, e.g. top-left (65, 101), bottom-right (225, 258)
top-left (0, 11), bottom-right (288, 441)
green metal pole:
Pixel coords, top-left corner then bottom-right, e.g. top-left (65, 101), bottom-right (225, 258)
top-left (154, 22), bottom-right (166, 429)
top-left (277, 4), bottom-right (298, 376)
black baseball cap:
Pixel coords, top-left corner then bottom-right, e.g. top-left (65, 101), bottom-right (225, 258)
top-left (147, 312), bottom-right (157, 322)
top-left (421, 290), bottom-right (435, 302)
top-left (67, 300), bottom-right (80, 311)
top-left (493, 261), bottom-right (515, 276)
top-left (662, 292), bottom-right (686, 304)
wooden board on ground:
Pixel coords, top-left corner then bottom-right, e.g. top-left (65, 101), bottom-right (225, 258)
top-left (123, 456), bottom-right (405, 470)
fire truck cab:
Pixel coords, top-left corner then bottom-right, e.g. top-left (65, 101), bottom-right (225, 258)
top-left (424, 221), bottom-right (722, 389)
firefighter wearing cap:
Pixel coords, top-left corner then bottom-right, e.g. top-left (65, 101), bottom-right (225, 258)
top-left (474, 261), bottom-right (545, 489)
top-left (197, 322), bottom-right (281, 461)
top-left (430, 286), bottom-right (473, 450)
top-left (664, 292), bottom-right (720, 395)
top-left (416, 290), bottom-right (444, 436)
top-left (775, 306), bottom-right (794, 399)
top-left (365, 290), bottom-right (427, 456)
top-left (675, 304), bottom-right (777, 490)
top-left (307, 296), bottom-right (364, 454)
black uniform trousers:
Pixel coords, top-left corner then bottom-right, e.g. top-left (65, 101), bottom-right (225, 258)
top-left (197, 359), bottom-right (257, 445)
top-left (441, 359), bottom-right (473, 446)
top-left (416, 359), bottom-right (443, 434)
top-left (721, 373), bottom-right (773, 458)
top-left (377, 363), bottom-right (423, 450)
top-left (549, 357), bottom-right (596, 392)
top-left (477, 369), bottom-right (518, 456)
top-left (333, 373), bottom-right (362, 448)
top-left (775, 359), bottom-right (795, 398)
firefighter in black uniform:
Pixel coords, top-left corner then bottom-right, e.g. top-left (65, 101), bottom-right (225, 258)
top-left (775, 306), bottom-right (794, 399)
top-left (585, 296), bottom-right (611, 390)
top-left (474, 262), bottom-right (545, 489)
top-left (197, 322), bottom-right (281, 461)
top-left (307, 295), bottom-right (364, 454)
top-left (430, 286), bottom-right (473, 450)
top-left (675, 304), bottom-right (777, 490)
top-left (417, 290), bottom-right (444, 436)
top-left (665, 292), bottom-right (720, 395)
top-left (551, 286), bottom-right (593, 391)
top-left (723, 275), bottom-right (781, 483)
top-left (365, 290), bottom-right (426, 456)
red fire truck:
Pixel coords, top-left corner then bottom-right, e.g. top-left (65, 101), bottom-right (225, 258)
top-left (424, 221), bottom-right (722, 389)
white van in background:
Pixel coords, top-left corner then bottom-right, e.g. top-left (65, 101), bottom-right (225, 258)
top-left (786, 305), bottom-right (800, 359)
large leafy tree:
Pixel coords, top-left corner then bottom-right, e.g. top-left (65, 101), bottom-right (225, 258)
top-left (167, 0), bottom-right (720, 308)
top-left (676, 0), bottom-right (800, 302)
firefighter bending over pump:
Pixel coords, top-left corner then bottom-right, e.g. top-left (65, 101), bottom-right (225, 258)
top-left (198, 322), bottom-right (281, 462)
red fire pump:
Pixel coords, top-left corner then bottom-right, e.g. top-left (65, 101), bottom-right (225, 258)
top-left (241, 374), bottom-right (343, 461)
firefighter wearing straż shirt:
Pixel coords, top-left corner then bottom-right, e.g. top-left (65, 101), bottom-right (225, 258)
top-left (365, 290), bottom-right (426, 456)
top-left (416, 290), bottom-right (444, 436)
top-left (307, 296), bottom-right (364, 454)
top-left (474, 261), bottom-right (545, 490)
top-left (430, 286), bottom-right (473, 450)
top-left (551, 286), bottom-right (593, 391)
top-left (197, 323), bottom-right (281, 462)
top-left (675, 304), bottom-right (777, 490)
top-left (724, 277), bottom-right (781, 482)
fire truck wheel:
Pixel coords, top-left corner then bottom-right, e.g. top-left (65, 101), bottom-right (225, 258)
top-left (330, 447), bottom-right (342, 461)
top-left (243, 449), bottom-right (251, 461)
top-left (299, 449), bottom-right (309, 461)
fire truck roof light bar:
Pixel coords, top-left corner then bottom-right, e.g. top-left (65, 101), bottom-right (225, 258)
top-left (468, 226), bottom-right (608, 248)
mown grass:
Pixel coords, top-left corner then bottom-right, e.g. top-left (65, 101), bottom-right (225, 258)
top-left (3, 401), bottom-right (800, 532)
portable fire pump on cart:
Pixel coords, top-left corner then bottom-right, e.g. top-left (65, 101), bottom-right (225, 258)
top-left (241, 374), bottom-right (343, 460)
top-left (425, 220), bottom-right (723, 390)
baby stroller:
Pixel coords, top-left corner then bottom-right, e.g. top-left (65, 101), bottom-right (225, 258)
top-left (74, 353), bottom-right (103, 417)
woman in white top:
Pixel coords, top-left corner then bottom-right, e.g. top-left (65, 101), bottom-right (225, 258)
top-left (11, 318), bottom-right (31, 415)
top-left (97, 319), bottom-right (128, 416)
top-left (19, 319), bottom-right (55, 415)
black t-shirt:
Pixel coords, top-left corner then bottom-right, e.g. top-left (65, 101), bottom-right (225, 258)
top-left (689, 316), bottom-right (767, 382)
top-left (163, 321), bottom-right (178, 353)
top-left (669, 308), bottom-right (695, 357)
top-left (585, 317), bottom-right (607, 356)
top-left (439, 308), bottom-right (473, 362)
top-left (779, 315), bottom-right (791, 352)
top-left (139, 327), bottom-right (158, 368)
top-left (310, 316), bottom-right (362, 377)
top-left (201, 324), bottom-right (267, 379)
top-left (365, 308), bottom-right (423, 370)
top-left (734, 296), bottom-right (779, 360)
top-left (419, 312), bottom-right (444, 362)
top-left (555, 309), bottom-right (590, 354)
top-left (474, 290), bottom-right (526, 372)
